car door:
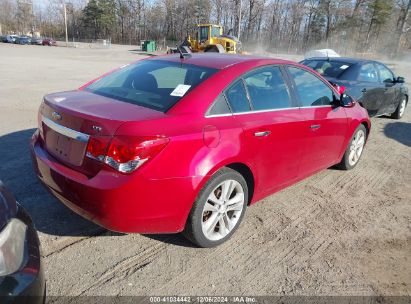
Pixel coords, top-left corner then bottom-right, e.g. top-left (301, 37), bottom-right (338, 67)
top-left (224, 66), bottom-right (306, 193)
top-left (354, 62), bottom-right (386, 116)
top-left (286, 66), bottom-right (349, 176)
top-left (375, 62), bottom-right (400, 114)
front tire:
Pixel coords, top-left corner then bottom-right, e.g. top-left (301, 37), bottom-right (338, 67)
top-left (336, 124), bottom-right (367, 170)
top-left (183, 168), bottom-right (248, 248)
top-left (391, 96), bottom-right (407, 119)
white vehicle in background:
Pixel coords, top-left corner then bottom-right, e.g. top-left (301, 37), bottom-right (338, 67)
top-left (304, 48), bottom-right (340, 59)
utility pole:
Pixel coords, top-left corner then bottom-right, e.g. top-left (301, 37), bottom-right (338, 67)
top-left (31, 0), bottom-right (35, 37)
top-left (237, 0), bottom-right (242, 39)
top-left (63, 1), bottom-right (68, 47)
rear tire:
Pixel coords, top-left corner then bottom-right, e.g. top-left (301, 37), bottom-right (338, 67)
top-left (391, 96), bottom-right (407, 119)
top-left (336, 124), bottom-right (367, 170)
top-left (183, 168), bottom-right (248, 248)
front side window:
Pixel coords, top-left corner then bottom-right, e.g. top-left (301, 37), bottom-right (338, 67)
top-left (199, 26), bottom-right (209, 41)
top-left (225, 80), bottom-right (251, 113)
top-left (244, 66), bottom-right (292, 110)
top-left (288, 67), bottom-right (334, 107)
top-left (375, 63), bottom-right (394, 83)
top-left (358, 63), bottom-right (379, 83)
top-left (85, 60), bottom-right (217, 112)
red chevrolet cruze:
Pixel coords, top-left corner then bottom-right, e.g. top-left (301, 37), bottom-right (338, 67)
top-left (31, 53), bottom-right (370, 247)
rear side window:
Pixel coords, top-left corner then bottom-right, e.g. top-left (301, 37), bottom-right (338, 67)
top-left (225, 80), bottom-right (251, 113)
top-left (288, 67), bottom-right (334, 106)
top-left (207, 94), bottom-right (231, 116)
top-left (302, 60), bottom-right (352, 78)
top-left (85, 60), bottom-right (217, 112)
top-left (244, 66), bottom-right (292, 110)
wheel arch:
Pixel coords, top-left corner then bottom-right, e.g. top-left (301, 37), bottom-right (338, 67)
top-left (360, 120), bottom-right (370, 139)
top-left (197, 160), bottom-right (256, 206)
top-left (225, 162), bottom-right (255, 206)
top-left (337, 118), bottom-right (370, 162)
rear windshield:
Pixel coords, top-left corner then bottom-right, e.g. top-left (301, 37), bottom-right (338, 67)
top-left (301, 60), bottom-right (352, 78)
top-left (85, 60), bottom-right (218, 112)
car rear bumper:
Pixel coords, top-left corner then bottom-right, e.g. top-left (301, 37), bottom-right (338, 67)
top-left (0, 205), bottom-right (46, 304)
top-left (30, 131), bottom-right (202, 234)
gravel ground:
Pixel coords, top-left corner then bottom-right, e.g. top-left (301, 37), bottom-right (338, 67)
top-left (0, 43), bottom-right (410, 297)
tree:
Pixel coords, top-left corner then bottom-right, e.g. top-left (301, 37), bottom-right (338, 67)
top-left (365, 0), bottom-right (393, 49)
top-left (82, 0), bottom-right (116, 39)
top-left (393, 0), bottom-right (411, 55)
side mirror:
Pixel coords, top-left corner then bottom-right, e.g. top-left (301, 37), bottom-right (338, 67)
top-left (383, 78), bottom-right (394, 84)
top-left (396, 76), bottom-right (405, 83)
top-left (340, 93), bottom-right (355, 108)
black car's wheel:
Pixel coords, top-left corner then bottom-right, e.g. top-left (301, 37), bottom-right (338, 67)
top-left (183, 168), bottom-right (248, 248)
top-left (336, 124), bottom-right (367, 170)
top-left (391, 96), bottom-right (407, 119)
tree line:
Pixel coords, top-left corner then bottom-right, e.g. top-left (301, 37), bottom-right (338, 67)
top-left (1, 0), bottom-right (410, 57)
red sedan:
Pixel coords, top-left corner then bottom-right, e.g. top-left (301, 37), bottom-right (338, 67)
top-left (30, 53), bottom-right (370, 247)
top-left (42, 38), bottom-right (56, 46)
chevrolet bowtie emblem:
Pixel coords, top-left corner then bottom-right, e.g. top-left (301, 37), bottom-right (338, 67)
top-left (51, 111), bottom-right (62, 121)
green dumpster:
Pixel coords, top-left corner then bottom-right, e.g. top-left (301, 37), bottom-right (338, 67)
top-left (142, 40), bottom-right (156, 52)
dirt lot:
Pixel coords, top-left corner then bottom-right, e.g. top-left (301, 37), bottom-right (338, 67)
top-left (0, 43), bottom-right (410, 297)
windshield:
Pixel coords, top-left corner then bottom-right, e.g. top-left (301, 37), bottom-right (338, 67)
top-left (85, 60), bottom-right (218, 112)
top-left (211, 26), bottom-right (221, 37)
top-left (302, 60), bottom-right (352, 78)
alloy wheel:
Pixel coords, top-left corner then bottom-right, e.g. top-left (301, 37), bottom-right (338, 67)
top-left (201, 179), bottom-right (245, 241)
top-left (399, 98), bottom-right (406, 117)
top-left (348, 129), bottom-right (365, 166)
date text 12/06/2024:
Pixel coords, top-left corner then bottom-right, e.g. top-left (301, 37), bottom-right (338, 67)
top-left (149, 296), bottom-right (257, 303)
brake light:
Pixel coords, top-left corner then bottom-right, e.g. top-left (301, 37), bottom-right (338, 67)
top-left (86, 136), bottom-right (169, 173)
top-left (86, 137), bottom-right (111, 161)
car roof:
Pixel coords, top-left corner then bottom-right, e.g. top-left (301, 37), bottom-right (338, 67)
top-left (303, 57), bottom-right (374, 64)
top-left (151, 53), bottom-right (295, 70)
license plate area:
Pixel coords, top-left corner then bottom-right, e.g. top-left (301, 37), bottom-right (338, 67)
top-left (45, 128), bottom-right (88, 166)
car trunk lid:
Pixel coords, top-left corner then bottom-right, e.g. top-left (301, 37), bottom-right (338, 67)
top-left (39, 90), bottom-right (165, 175)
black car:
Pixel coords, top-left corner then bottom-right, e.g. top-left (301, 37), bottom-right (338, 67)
top-left (0, 181), bottom-right (45, 303)
top-left (300, 57), bottom-right (408, 119)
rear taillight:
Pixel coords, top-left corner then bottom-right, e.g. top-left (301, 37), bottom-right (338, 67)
top-left (86, 137), bottom-right (111, 162)
top-left (86, 135), bottom-right (169, 173)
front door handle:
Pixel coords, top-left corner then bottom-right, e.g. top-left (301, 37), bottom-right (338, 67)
top-left (254, 131), bottom-right (271, 137)
top-left (310, 124), bottom-right (321, 130)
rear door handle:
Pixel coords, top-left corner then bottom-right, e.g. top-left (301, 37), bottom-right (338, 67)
top-left (361, 88), bottom-right (367, 93)
top-left (254, 131), bottom-right (271, 137)
top-left (310, 124), bottom-right (321, 130)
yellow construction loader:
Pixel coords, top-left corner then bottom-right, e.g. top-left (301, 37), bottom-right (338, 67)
top-left (167, 24), bottom-right (242, 54)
